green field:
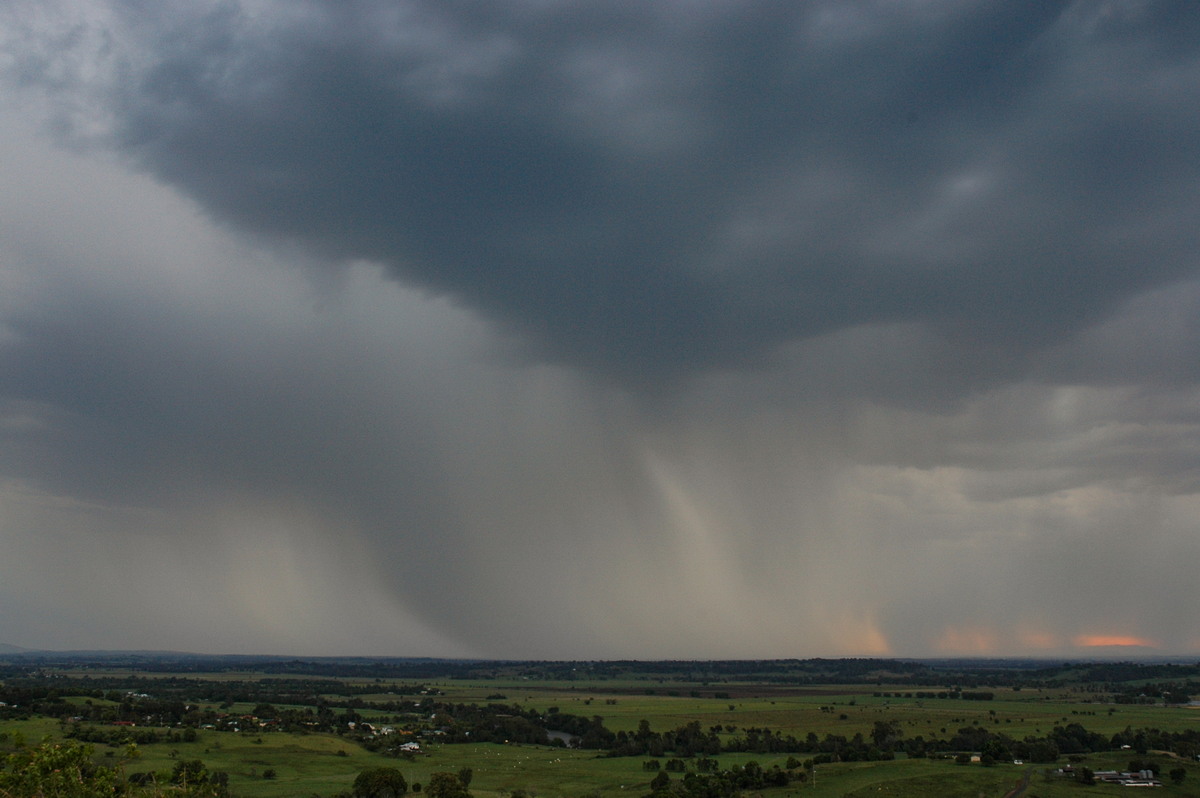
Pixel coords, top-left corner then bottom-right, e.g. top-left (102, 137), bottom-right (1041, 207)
top-left (419, 679), bottom-right (1200, 741)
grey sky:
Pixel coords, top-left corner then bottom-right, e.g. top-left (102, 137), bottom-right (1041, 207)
top-left (1, 0), bottom-right (1198, 658)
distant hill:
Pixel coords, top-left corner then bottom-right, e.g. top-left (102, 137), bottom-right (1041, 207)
top-left (0, 642), bottom-right (36, 654)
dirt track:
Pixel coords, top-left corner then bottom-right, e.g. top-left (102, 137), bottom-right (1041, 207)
top-left (1001, 767), bottom-right (1032, 798)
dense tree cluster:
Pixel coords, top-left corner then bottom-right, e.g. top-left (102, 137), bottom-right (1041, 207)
top-left (5, 656), bottom-right (1196, 705)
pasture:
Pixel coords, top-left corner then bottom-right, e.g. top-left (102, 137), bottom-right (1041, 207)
top-left (421, 678), bottom-right (1200, 740)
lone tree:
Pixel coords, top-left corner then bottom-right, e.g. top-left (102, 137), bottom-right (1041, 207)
top-left (425, 771), bottom-right (472, 798)
top-left (648, 770), bottom-right (671, 797)
top-left (172, 759), bottom-right (211, 786)
top-left (353, 767), bottom-right (409, 798)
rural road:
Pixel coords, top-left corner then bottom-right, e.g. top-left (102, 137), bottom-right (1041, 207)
top-left (1001, 767), bottom-right (1033, 798)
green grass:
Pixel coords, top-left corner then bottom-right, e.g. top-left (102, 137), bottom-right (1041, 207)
top-left (0, 715), bottom-right (65, 744)
top-left (89, 729), bottom-right (366, 798)
top-left (825, 760), bottom-right (1024, 798)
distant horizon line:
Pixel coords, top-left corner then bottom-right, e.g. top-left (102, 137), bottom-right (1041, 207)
top-left (2, 644), bottom-right (1197, 664)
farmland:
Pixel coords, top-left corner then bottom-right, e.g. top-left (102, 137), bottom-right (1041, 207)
top-left (2, 656), bottom-right (1199, 797)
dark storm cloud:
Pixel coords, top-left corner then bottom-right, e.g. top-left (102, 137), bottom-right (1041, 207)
top-left (4, 1), bottom-right (1200, 658)
top-left (16, 0), bottom-right (1200, 384)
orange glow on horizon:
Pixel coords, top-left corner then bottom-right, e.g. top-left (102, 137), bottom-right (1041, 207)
top-left (830, 611), bottom-right (892, 656)
top-left (853, 623), bottom-right (892, 657)
top-left (1073, 634), bottom-right (1155, 648)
